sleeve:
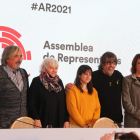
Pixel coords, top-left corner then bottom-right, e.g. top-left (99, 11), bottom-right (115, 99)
top-left (92, 71), bottom-right (98, 91)
top-left (59, 79), bottom-right (69, 122)
top-left (92, 72), bottom-right (95, 87)
top-left (120, 72), bottom-right (124, 90)
top-left (64, 93), bottom-right (69, 122)
top-left (27, 78), bottom-right (40, 120)
top-left (22, 69), bottom-right (29, 109)
top-left (122, 77), bottom-right (140, 120)
top-left (90, 89), bottom-right (101, 126)
top-left (23, 69), bottom-right (29, 90)
top-left (66, 88), bottom-right (86, 127)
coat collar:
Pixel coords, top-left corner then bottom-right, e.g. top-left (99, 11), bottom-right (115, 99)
top-left (131, 73), bottom-right (140, 85)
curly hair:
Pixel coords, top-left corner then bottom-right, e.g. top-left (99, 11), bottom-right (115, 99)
top-left (40, 57), bottom-right (58, 73)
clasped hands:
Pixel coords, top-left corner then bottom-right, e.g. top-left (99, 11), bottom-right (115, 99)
top-left (84, 124), bottom-right (92, 128)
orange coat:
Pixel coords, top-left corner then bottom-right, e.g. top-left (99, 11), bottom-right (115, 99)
top-left (66, 85), bottom-right (100, 127)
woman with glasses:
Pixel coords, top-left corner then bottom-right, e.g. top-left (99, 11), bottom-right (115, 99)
top-left (28, 58), bottom-right (69, 128)
top-left (122, 54), bottom-right (140, 128)
top-left (66, 65), bottom-right (100, 128)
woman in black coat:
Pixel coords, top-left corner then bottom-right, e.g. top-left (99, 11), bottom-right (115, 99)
top-left (28, 58), bottom-right (69, 128)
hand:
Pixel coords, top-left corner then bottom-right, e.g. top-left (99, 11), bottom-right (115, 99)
top-left (34, 119), bottom-right (42, 128)
top-left (84, 124), bottom-right (89, 128)
top-left (63, 122), bottom-right (69, 128)
top-left (100, 131), bottom-right (116, 140)
top-left (87, 124), bottom-right (92, 128)
top-left (65, 83), bottom-right (74, 93)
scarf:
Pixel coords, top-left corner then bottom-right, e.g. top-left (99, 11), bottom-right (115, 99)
top-left (39, 70), bottom-right (62, 93)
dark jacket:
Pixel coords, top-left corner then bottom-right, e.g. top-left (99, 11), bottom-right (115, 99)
top-left (92, 70), bottom-right (123, 123)
top-left (28, 76), bottom-right (69, 128)
top-left (0, 65), bottom-right (29, 128)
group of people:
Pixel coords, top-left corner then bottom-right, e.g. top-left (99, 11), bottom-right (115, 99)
top-left (0, 45), bottom-right (140, 129)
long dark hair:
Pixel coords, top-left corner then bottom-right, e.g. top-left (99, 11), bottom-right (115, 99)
top-left (131, 54), bottom-right (140, 74)
top-left (74, 65), bottom-right (93, 95)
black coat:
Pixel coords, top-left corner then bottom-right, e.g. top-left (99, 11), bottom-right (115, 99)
top-left (92, 70), bottom-right (123, 123)
top-left (28, 76), bottom-right (69, 128)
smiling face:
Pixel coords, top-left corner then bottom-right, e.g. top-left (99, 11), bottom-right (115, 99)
top-left (7, 49), bottom-right (22, 71)
top-left (79, 69), bottom-right (92, 85)
top-left (102, 57), bottom-right (116, 76)
top-left (46, 63), bottom-right (58, 77)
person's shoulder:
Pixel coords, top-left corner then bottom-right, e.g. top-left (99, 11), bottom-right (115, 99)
top-left (93, 87), bottom-right (98, 93)
top-left (122, 74), bottom-right (133, 85)
top-left (114, 70), bottom-right (123, 77)
top-left (29, 76), bottom-right (40, 87)
top-left (92, 70), bottom-right (100, 74)
top-left (20, 68), bottom-right (27, 72)
top-left (58, 78), bottom-right (64, 86)
top-left (20, 68), bottom-right (28, 76)
top-left (124, 74), bottom-right (132, 80)
top-left (92, 87), bottom-right (99, 98)
top-left (73, 85), bottom-right (78, 90)
top-left (66, 85), bottom-right (78, 96)
top-left (58, 78), bottom-right (63, 83)
top-left (114, 70), bottom-right (122, 74)
top-left (92, 70), bottom-right (101, 76)
top-left (30, 76), bottom-right (40, 84)
top-left (92, 70), bottom-right (102, 81)
top-left (32, 76), bottom-right (40, 81)
top-left (69, 85), bottom-right (79, 93)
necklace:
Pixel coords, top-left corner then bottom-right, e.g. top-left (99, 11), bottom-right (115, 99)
top-left (105, 75), bottom-right (113, 86)
top-left (82, 87), bottom-right (88, 91)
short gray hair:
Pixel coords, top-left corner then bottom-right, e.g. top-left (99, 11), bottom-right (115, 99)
top-left (98, 51), bottom-right (117, 70)
top-left (40, 57), bottom-right (59, 73)
top-left (1, 45), bottom-right (21, 66)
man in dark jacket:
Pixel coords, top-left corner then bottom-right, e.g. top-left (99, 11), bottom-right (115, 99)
top-left (92, 52), bottom-right (123, 126)
top-left (0, 45), bottom-right (29, 128)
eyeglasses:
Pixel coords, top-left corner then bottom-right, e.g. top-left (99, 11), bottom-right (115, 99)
top-left (105, 61), bottom-right (117, 65)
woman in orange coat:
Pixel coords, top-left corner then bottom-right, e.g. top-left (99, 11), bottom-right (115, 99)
top-left (66, 65), bottom-right (100, 128)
